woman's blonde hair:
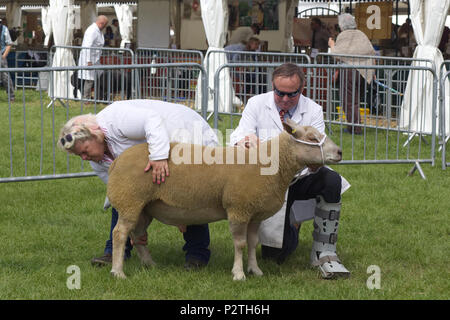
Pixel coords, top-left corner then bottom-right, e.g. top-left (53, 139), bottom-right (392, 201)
top-left (58, 113), bottom-right (102, 152)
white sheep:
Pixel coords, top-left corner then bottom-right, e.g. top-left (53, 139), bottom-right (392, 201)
top-left (107, 120), bottom-right (342, 280)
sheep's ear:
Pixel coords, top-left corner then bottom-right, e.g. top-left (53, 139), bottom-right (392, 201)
top-left (283, 118), bottom-right (304, 137)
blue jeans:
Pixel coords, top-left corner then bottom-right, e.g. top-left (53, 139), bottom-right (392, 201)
top-left (105, 208), bottom-right (211, 264)
top-left (182, 224), bottom-right (211, 263)
top-left (104, 208), bottom-right (133, 259)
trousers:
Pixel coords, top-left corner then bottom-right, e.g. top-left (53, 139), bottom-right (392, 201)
top-left (104, 208), bottom-right (211, 263)
top-left (261, 167), bottom-right (341, 263)
top-left (0, 58), bottom-right (14, 100)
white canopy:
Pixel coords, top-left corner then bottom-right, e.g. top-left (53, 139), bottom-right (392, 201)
top-left (80, 0), bottom-right (97, 32)
top-left (41, 6), bottom-right (52, 47)
top-left (49, 0), bottom-right (76, 99)
top-left (282, 0), bottom-right (296, 53)
top-left (5, 2), bottom-right (22, 45)
top-left (196, 0), bottom-right (239, 114)
top-left (114, 4), bottom-right (133, 48)
top-left (400, 0), bottom-right (450, 136)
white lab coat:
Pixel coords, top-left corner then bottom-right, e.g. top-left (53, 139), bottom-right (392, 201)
top-left (89, 99), bottom-right (219, 186)
top-left (78, 22), bottom-right (104, 81)
top-left (229, 91), bottom-right (350, 248)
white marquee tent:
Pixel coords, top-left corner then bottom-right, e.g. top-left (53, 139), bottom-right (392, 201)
top-left (399, 0), bottom-right (450, 137)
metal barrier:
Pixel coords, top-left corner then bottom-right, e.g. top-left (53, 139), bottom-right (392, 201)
top-left (134, 48), bottom-right (204, 108)
top-left (0, 47), bottom-right (443, 182)
top-left (206, 50), bottom-right (311, 108)
top-left (439, 63), bottom-right (450, 169)
top-left (49, 45), bottom-right (135, 104)
top-left (314, 53), bottom-right (435, 131)
top-left (14, 50), bottom-right (50, 89)
top-left (213, 63), bottom-right (437, 172)
top-left (0, 62), bottom-right (207, 183)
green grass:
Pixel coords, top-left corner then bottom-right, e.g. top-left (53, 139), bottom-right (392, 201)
top-left (0, 91), bottom-right (449, 300)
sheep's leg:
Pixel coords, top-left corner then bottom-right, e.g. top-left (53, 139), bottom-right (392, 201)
top-left (229, 220), bottom-right (248, 281)
top-left (132, 213), bottom-right (156, 267)
top-left (247, 221), bottom-right (263, 276)
top-left (111, 217), bottom-right (136, 279)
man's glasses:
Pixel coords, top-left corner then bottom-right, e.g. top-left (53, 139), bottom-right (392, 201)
top-left (273, 86), bottom-right (301, 98)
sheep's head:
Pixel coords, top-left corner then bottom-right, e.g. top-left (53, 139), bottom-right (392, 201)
top-left (282, 119), bottom-right (342, 166)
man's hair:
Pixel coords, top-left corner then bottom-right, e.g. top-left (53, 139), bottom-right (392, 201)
top-left (272, 63), bottom-right (305, 87)
top-left (247, 37), bottom-right (260, 45)
top-left (311, 17), bottom-right (322, 26)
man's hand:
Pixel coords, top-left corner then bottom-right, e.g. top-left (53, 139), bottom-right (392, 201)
top-left (236, 134), bottom-right (260, 149)
top-left (145, 159), bottom-right (169, 184)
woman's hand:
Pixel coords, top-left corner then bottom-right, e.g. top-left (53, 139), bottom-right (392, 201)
top-left (236, 134), bottom-right (260, 149)
top-left (328, 37), bottom-right (335, 49)
top-left (145, 159), bottom-right (169, 184)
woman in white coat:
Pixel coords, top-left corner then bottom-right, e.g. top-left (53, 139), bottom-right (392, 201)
top-left (229, 63), bottom-right (350, 279)
top-left (77, 15), bottom-right (108, 100)
top-left (59, 99), bottom-right (218, 269)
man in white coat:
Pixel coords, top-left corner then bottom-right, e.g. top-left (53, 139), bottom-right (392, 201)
top-left (78, 15), bottom-right (108, 100)
top-left (59, 99), bottom-right (218, 270)
top-left (229, 63), bottom-right (350, 279)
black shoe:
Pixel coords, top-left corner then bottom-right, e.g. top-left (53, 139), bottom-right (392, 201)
top-left (91, 253), bottom-right (112, 267)
top-left (184, 258), bottom-right (207, 271)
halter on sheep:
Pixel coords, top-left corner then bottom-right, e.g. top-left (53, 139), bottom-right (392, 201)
top-left (107, 120), bottom-right (342, 280)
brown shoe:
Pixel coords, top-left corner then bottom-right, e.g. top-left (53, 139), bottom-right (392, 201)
top-left (91, 253), bottom-right (112, 267)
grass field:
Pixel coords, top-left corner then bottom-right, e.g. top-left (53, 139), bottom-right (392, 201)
top-left (0, 91), bottom-right (449, 300)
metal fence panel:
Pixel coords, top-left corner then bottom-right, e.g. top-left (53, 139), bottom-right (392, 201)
top-left (0, 63), bottom-right (207, 183)
top-left (440, 66), bottom-right (450, 169)
top-left (213, 62), bottom-right (437, 168)
top-left (49, 45), bottom-right (135, 104)
top-left (135, 48), bottom-right (204, 108)
top-left (14, 50), bottom-right (50, 90)
top-left (206, 50), bottom-right (311, 109)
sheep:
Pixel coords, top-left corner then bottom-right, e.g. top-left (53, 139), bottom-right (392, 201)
top-left (106, 119), bottom-right (342, 280)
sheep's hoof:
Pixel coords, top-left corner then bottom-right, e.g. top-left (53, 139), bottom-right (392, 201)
top-left (232, 271), bottom-right (246, 281)
top-left (111, 270), bottom-right (127, 279)
top-left (248, 266), bottom-right (263, 276)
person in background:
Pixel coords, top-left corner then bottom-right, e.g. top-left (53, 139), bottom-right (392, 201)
top-left (224, 36), bottom-right (260, 62)
top-left (328, 13), bottom-right (376, 135)
top-left (58, 99), bottom-right (218, 270)
top-left (228, 23), bottom-right (261, 46)
top-left (310, 17), bottom-right (330, 58)
top-left (78, 15), bottom-right (108, 100)
top-left (229, 63), bottom-right (351, 279)
top-left (103, 26), bottom-right (114, 47)
top-left (0, 18), bottom-right (15, 102)
top-left (111, 19), bottom-right (121, 47)
top-left (225, 37), bottom-right (262, 100)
